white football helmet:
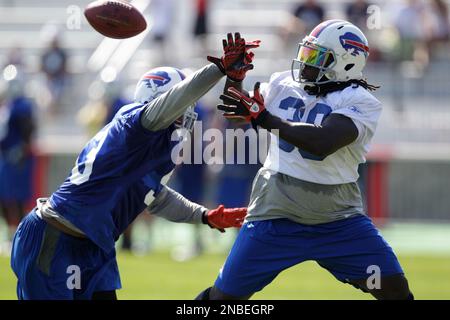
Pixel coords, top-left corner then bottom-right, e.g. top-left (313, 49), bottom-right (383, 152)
top-left (134, 66), bottom-right (197, 132)
top-left (291, 19), bottom-right (370, 85)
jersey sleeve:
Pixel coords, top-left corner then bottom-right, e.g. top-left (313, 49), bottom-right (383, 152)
top-left (140, 63), bottom-right (223, 131)
top-left (147, 185), bottom-right (206, 224)
top-left (118, 105), bottom-right (158, 144)
top-left (331, 86), bottom-right (382, 143)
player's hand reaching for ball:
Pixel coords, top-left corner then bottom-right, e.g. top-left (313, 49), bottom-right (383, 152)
top-left (218, 82), bottom-right (268, 125)
top-left (208, 32), bottom-right (260, 82)
top-left (203, 205), bottom-right (247, 233)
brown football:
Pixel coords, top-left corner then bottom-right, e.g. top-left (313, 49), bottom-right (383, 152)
top-left (84, 0), bottom-right (147, 39)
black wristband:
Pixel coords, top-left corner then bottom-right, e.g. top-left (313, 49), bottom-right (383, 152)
top-left (201, 209), bottom-right (213, 228)
top-left (216, 63), bottom-right (226, 75)
top-left (226, 76), bottom-right (243, 83)
top-left (207, 57), bottom-right (226, 75)
top-left (251, 109), bottom-right (269, 129)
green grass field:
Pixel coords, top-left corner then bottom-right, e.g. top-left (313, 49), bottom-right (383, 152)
top-left (1, 251), bottom-right (449, 300)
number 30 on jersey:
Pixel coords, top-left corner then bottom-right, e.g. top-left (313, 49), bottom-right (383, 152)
top-left (277, 97), bottom-right (332, 161)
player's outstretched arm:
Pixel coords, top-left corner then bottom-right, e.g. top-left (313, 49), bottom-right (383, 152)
top-left (141, 33), bottom-right (259, 132)
top-left (260, 113), bottom-right (359, 157)
top-left (218, 82), bottom-right (359, 158)
top-left (141, 64), bottom-right (223, 131)
top-left (147, 185), bottom-right (246, 232)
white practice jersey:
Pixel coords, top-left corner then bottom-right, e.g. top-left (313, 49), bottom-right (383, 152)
top-left (261, 71), bottom-right (382, 185)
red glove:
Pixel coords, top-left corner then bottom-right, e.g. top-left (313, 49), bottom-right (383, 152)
top-left (217, 82), bottom-right (267, 124)
top-left (207, 32), bottom-right (260, 82)
top-left (203, 205), bottom-right (247, 233)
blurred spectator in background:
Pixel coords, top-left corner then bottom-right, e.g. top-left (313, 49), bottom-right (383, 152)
top-left (393, 0), bottom-right (429, 65)
top-left (103, 83), bottom-right (130, 125)
top-left (172, 102), bottom-right (208, 212)
top-left (425, 0), bottom-right (450, 49)
top-left (40, 34), bottom-right (68, 115)
top-left (345, 0), bottom-right (383, 62)
top-left (78, 79), bottom-right (130, 137)
top-left (280, 0), bottom-right (326, 55)
top-left (346, 0), bottom-right (370, 30)
top-left (3, 46), bottom-right (24, 69)
top-left (390, 0), bottom-right (442, 112)
top-left (292, 0), bottom-right (325, 35)
top-left (214, 120), bottom-right (261, 212)
top-left (150, 0), bottom-right (175, 65)
top-left (192, 0), bottom-right (210, 56)
top-left (0, 66), bottom-right (36, 249)
top-left (170, 102), bottom-right (209, 259)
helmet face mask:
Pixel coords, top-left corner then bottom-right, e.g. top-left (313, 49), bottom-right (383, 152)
top-left (175, 105), bottom-right (198, 133)
top-left (291, 38), bottom-right (337, 85)
top-left (291, 20), bottom-right (369, 85)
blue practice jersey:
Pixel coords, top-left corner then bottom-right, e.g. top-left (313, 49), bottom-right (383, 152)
top-left (0, 96), bottom-right (35, 201)
top-left (104, 97), bottom-right (131, 125)
top-left (110, 170), bottom-right (172, 241)
top-left (0, 96), bottom-right (34, 154)
top-left (49, 103), bottom-right (177, 253)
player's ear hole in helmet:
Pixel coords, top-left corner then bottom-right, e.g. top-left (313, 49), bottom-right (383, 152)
top-left (134, 66), bottom-right (198, 132)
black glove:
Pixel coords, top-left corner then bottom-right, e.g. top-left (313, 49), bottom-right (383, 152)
top-left (217, 82), bottom-right (268, 125)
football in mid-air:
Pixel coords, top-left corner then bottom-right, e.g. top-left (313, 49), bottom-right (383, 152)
top-left (84, 0), bottom-right (147, 39)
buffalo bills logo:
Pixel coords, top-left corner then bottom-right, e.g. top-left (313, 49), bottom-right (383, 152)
top-left (339, 32), bottom-right (369, 57)
top-left (142, 71), bottom-right (171, 89)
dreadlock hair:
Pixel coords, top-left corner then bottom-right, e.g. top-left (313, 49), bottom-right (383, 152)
top-left (304, 79), bottom-right (380, 97)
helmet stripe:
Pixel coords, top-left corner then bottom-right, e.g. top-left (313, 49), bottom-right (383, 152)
top-left (342, 39), bottom-right (369, 53)
top-left (143, 75), bottom-right (166, 81)
top-left (310, 20), bottom-right (343, 37)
